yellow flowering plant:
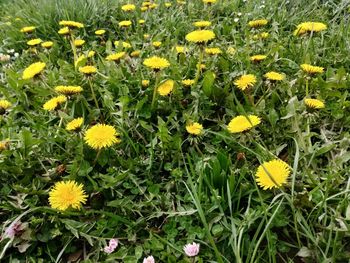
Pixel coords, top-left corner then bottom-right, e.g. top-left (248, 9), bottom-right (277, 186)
top-left (0, 1), bottom-right (348, 262)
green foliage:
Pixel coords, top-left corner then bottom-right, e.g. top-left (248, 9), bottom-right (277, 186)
top-left (0, 0), bottom-right (350, 262)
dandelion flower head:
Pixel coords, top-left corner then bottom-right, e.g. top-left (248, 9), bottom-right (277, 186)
top-left (158, 80), bottom-right (174, 96)
top-left (304, 98), bottom-right (325, 109)
top-left (49, 180), bottom-right (87, 210)
top-left (264, 71), bottom-right (285, 81)
top-left (143, 56), bottom-right (170, 70)
top-left (66, 117), bottom-right (84, 131)
top-left (227, 115), bottom-right (261, 133)
top-left (255, 159), bottom-right (291, 190)
top-left (22, 62), bottom-right (46, 80)
top-left (186, 122), bottom-right (203, 135)
top-left (234, 74), bottom-right (257, 91)
top-left (84, 124), bottom-right (120, 150)
top-left (185, 30), bottom-right (215, 43)
top-left (55, 85), bottom-right (83, 95)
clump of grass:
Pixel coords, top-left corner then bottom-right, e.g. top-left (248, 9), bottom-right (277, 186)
top-left (0, 0), bottom-right (349, 262)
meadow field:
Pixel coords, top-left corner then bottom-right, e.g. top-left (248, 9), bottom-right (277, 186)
top-left (0, 0), bottom-right (349, 262)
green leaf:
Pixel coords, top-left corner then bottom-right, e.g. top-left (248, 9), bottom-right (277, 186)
top-left (202, 71), bottom-right (215, 97)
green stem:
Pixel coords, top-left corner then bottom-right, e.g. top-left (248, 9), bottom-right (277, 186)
top-left (246, 90), bottom-right (255, 106)
top-left (194, 47), bottom-right (204, 85)
top-left (306, 115), bottom-right (312, 153)
top-left (69, 34), bottom-right (78, 67)
top-left (88, 78), bottom-right (99, 111)
top-left (151, 72), bottom-right (160, 111)
top-left (305, 77), bottom-right (309, 97)
top-left (56, 101), bottom-right (68, 135)
top-left (93, 148), bottom-right (102, 165)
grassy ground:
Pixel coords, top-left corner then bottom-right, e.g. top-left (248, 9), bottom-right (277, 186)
top-left (0, 0), bottom-right (350, 262)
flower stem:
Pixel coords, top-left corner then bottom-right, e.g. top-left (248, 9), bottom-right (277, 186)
top-left (194, 46), bottom-right (204, 85)
top-left (151, 71), bottom-right (160, 111)
top-left (93, 148), bottom-right (102, 165)
top-left (305, 77), bottom-right (309, 97)
top-left (305, 115), bottom-right (312, 153)
top-left (246, 91), bottom-right (255, 106)
top-left (88, 78), bottom-right (100, 111)
top-left (69, 34), bottom-right (78, 67)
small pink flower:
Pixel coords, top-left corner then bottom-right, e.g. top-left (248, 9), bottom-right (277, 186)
top-left (4, 221), bottom-right (23, 239)
top-left (143, 255), bottom-right (155, 263)
top-left (184, 242), bottom-right (200, 257)
top-left (108, 238), bottom-right (118, 250)
top-left (103, 238), bottom-right (119, 254)
top-left (103, 246), bottom-right (114, 254)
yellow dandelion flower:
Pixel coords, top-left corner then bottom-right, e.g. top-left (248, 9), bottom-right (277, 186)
top-left (158, 80), bottom-right (174, 96)
top-left (95, 29), bottom-right (106, 35)
top-left (66, 117), bottom-right (84, 131)
top-left (253, 32), bottom-right (270, 40)
top-left (248, 19), bottom-right (268, 28)
top-left (304, 98), bottom-right (325, 109)
top-left (142, 1), bottom-right (152, 7)
top-left (79, 65), bottom-right (97, 75)
top-left (177, 0), bottom-right (186, 5)
top-left (149, 3), bottom-right (158, 9)
top-left (205, 47), bottom-right (222, 55)
top-left (0, 100), bottom-right (12, 110)
top-left (74, 39), bottom-right (85, 47)
top-left (152, 41), bottom-right (162, 48)
top-left (175, 46), bottom-right (186, 53)
top-left (22, 62), bottom-right (46, 80)
top-left (197, 63), bottom-right (206, 70)
top-left (139, 19), bottom-right (145, 25)
top-left (143, 56), bottom-right (170, 70)
top-left (250, 54), bottom-right (267, 62)
top-left (143, 34), bottom-right (150, 39)
top-left (84, 124), bottom-right (120, 150)
top-left (106, 52), bottom-right (126, 62)
top-left (121, 4), bottom-right (136, 11)
top-left (58, 27), bottom-right (70, 35)
top-left (59, 20), bottom-right (84, 28)
top-left (87, 51), bottom-right (95, 58)
top-left (227, 46), bottom-right (236, 55)
top-left (264, 71), bottom-right (285, 81)
top-left (193, 21), bottom-right (212, 28)
top-left (294, 22), bottom-right (327, 36)
top-left (186, 30), bottom-right (215, 43)
top-left (43, 95), bottom-right (67, 111)
top-left (49, 180), bottom-right (87, 211)
top-left (27, 38), bottom-right (42, 46)
top-left (142, 80), bottom-right (150, 87)
top-left (256, 159), bottom-right (291, 190)
top-left (119, 20), bottom-right (132, 27)
top-left (300, 64), bottom-right (324, 74)
top-left (41, 41), bottom-right (54, 49)
top-left (234, 74), bottom-right (257, 91)
top-left (228, 115), bottom-right (261, 133)
top-left (203, 0), bottom-right (217, 4)
top-left (131, 50), bottom-right (141, 57)
top-left (182, 79), bottom-right (195, 87)
top-left (55, 85), bottom-right (83, 95)
top-left (141, 6), bottom-right (148, 11)
top-left (20, 26), bottom-right (35, 33)
top-left (165, 2), bottom-right (172, 7)
top-left (0, 140), bottom-right (9, 151)
top-left (186, 122), bottom-right (203, 135)
top-left (114, 41), bottom-right (132, 49)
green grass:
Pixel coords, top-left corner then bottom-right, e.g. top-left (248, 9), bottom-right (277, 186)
top-left (0, 0), bottom-right (350, 262)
